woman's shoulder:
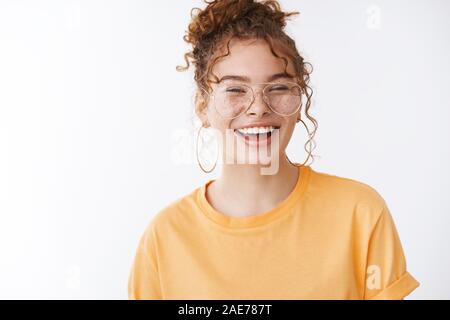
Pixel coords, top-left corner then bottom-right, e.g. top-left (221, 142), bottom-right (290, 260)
top-left (308, 166), bottom-right (387, 212)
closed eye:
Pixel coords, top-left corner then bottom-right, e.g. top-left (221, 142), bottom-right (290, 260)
top-left (226, 87), bottom-right (247, 93)
top-left (269, 85), bottom-right (289, 91)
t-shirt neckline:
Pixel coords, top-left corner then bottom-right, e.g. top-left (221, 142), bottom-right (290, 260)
top-left (197, 164), bottom-right (311, 229)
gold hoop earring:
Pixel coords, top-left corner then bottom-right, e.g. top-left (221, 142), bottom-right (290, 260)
top-left (196, 126), bottom-right (218, 173)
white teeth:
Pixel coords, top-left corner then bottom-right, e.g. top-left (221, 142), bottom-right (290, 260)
top-left (236, 126), bottom-right (277, 135)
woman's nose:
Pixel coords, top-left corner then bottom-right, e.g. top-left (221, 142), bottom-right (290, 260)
top-left (246, 89), bottom-right (271, 117)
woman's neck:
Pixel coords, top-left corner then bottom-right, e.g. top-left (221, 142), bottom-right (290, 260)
top-left (206, 155), bottom-right (299, 217)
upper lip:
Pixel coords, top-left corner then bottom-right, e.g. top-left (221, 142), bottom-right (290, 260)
top-left (233, 123), bottom-right (280, 130)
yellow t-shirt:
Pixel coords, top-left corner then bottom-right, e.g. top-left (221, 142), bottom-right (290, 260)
top-left (128, 164), bottom-right (420, 299)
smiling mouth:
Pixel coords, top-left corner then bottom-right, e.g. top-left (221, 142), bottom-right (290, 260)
top-left (233, 126), bottom-right (280, 141)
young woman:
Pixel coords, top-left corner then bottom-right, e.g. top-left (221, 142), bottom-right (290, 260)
top-left (128, 0), bottom-right (420, 299)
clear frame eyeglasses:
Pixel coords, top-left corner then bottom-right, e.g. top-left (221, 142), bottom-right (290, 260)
top-left (204, 81), bottom-right (303, 119)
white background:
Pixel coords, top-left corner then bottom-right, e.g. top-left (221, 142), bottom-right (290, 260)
top-left (0, 0), bottom-right (448, 299)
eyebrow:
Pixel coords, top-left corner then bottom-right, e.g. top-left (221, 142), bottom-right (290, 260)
top-left (218, 72), bottom-right (293, 83)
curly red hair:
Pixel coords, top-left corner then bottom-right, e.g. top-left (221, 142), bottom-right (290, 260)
top-left (176, 0), bottom-right (318, 165)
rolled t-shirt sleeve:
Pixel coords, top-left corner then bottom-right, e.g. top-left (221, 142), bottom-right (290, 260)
top-left (364, 205), bottom-right (420, 300)
top-left (128, 222), bottom-right (162, 300)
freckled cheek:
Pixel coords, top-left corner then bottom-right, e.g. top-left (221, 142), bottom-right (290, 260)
top-left (207, 116), bottom-right (233, 143)
top-left (213, 122), bottom-right (232, 136)
top-left (206, 109), bottom-right (230, 129)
